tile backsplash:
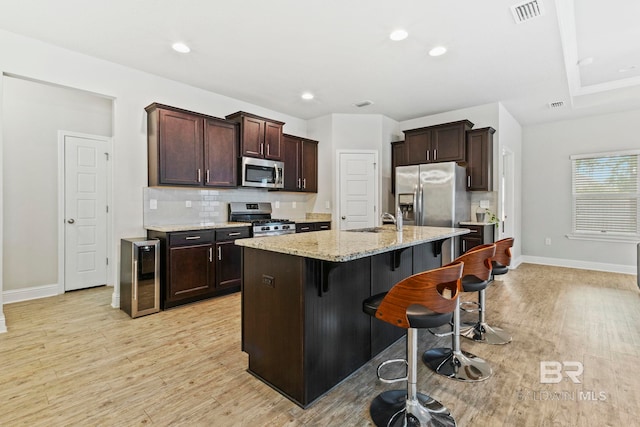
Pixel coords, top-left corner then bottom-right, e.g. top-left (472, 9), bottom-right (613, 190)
top-left (143, 187), bottom-right (317, 226)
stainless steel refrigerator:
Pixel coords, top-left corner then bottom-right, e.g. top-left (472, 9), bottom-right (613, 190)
top-left (395, 162), bottom-right (470, 264)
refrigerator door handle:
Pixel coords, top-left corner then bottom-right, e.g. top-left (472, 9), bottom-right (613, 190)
top-left (418, 184), bottom-right (424, 226)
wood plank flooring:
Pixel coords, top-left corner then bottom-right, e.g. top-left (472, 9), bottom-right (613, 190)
top-left (1, 263), bottom-right (639, 426)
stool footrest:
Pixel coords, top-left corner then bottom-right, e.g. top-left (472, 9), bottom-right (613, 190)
top-left (377, 359), bottom-right (408, 384)
top-left (460, 301), bottom-right (480, 313)
top-left (427, 327), bottom-right (453, 338)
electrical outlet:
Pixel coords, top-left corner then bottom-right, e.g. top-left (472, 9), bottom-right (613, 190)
top-left (325, 200), bottom-right (330, 209)
top-left (545, 237), bottom-right (551, 245)
top-left (185, 200), bottom-right (192, 208)
top-left (275, 201), bottom-right (280, 209)
top-left (292, 201), bottom-right (296, 209)
top-left (149, 199), bottom-right (157, 210)
top-left (480, 200), bottom-right (490, 209)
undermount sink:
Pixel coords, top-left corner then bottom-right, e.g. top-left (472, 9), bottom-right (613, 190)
top-left (346, 227), bottom-right (390, 233)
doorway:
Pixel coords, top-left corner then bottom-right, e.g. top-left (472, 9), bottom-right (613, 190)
top-left (336, 150), bottom-right (378, 230)
top-left (58, 131), bottom-right (111, 292)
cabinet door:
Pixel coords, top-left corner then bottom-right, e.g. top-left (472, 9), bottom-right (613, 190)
top-left (264, 121), bottom-right (282, 160)
top-left (215, 240), bottom-right (242, 289)
top-left (167, 244), bottom-right (214, 302)
top-left (466, 127), bottom-right (494, 191)
top-left (461, 236), bottom-right (484, 253)
top-left (282, 134), bottom-right (301, 191)
top-left (300, 140), bottom-right (317, 192)
top-left (404, 130), bottom-right (431, 164)
top-left (158, 109), bottom-right (203, 185)
top-left (431, 125), bottom-right (465, 162)
top-left (204, 119), bottom-right (237, 187)
top-left (240, 116), bottom-right (265, 158)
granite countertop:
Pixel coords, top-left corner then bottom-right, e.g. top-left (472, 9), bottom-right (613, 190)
top-left (235, 225), bottom-right (469, 262)
top-left (145, 222), bottom-right (251, 232)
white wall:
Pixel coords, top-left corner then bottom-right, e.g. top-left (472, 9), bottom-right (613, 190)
top-left (0, 29), bottom-right (308, 314)
top-left (522, 109), bottom-right (640, 273)
top-left (2, 77), bottom-right (113, 291)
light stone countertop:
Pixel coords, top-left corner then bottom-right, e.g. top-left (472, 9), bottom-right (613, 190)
top-left (145, 222), bottom-right (251, 232)
top-left (235, 225), bottom-right (470, 262)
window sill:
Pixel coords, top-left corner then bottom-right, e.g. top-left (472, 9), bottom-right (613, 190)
top-left (566, 233), bottom-right (640, 243)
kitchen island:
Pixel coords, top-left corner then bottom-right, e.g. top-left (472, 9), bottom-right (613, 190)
top-left (235, 225), bottom-right (469, 407)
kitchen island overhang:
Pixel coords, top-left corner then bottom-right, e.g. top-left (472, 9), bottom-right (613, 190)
top-left (235, 225), bottom-right (469, 408)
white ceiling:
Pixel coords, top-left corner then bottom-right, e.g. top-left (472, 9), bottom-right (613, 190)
top-left (0, 0), bottom-right (638, 125)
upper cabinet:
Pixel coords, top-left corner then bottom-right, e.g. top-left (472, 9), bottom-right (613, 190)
top-left (282, 134), bottom-right (318, 193)
top-left (225, 111), bottom-right (284, 161)
top-left (146, 103), bottom-right (238, 187)
top-left (466, 127), bottom-right (495, 191)
top-left (402, 120), bottom-right (474, 165)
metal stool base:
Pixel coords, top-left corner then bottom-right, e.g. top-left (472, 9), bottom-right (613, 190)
top-left (422, 348), bottom-right (492, 382)
top-left (370, 389), bottom-right (456, 427)
top-left (460, 321), bottom-right (512, 345)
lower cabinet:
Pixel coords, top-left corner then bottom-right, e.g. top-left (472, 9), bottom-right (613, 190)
top-left (460, 224), bottom-right (495, 253)
top-left (295, 221), bottom-right (331, 233)
top-left (148, 226), bottom-right (250, 309)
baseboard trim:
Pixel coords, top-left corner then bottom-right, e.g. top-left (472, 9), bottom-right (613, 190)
top-left (521, 255), bottom-right (636, 275)
top-left (3, 284), bottom-right (60, 304)
top-left (0, 313), bottom-right (7, 334)
top-left (111, 290), bottom-right (120, 309)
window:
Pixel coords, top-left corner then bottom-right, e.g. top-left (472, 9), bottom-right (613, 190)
top-left (570, 150), bottom-right (639, 240)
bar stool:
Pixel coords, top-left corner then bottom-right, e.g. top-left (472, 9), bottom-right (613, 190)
top-left (422, 244), bottom-right (494, 382)
top-left (362, 261), bottom-right (463, 427)
top-left (460, 238), bottom-right (514, 345)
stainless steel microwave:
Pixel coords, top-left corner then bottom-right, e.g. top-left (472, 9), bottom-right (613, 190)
top-left (241, 156), bottom-right (284, 189)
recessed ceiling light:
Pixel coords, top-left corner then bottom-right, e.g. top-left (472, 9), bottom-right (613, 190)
top-left (389, 29), bottom-right (408, 41)
top-left (301, 92), bottom-right (314, 100)
top-left (429, 46), bottom-right (447, 57)
top-left (172, 42), bottom-right (191, 53)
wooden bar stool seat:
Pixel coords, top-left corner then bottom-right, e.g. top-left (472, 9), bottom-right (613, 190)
top-left (362, 261), bottom-right (464, 427)
top-left (422, 244), bottom-right (495, 382)
top-left (461, 237), bottom-right (514, 345)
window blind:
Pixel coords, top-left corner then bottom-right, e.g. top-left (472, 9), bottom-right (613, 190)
top-left (571, 152), bottom-right (639, 235)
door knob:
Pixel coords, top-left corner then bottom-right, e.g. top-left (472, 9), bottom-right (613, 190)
top-left (341, 216), bottom-right (346, 220)
top-left (67, 219), bottom-right (75, 224)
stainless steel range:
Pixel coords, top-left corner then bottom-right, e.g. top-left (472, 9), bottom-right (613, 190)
top-left (228, 202), bottom-right (295, 237)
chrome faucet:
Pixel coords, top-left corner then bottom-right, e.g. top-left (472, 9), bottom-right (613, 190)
top-left (381, 211), bottom-right (403, 231)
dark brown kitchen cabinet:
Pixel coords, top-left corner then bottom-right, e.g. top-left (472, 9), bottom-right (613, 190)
top-left (214, 227), bottom-right (250, 290)
top-left (283, 134), bottom-right (318, 192)
top-left (226, 111), bottom-right (284, 161)
top-left (148, 226), bottom-right (249, 309)
top-left (466, 127), bottom-right (495, 191)
top-left (402, 120), bottom-right (474, 165)
top-left (391, 140), bottom-right (406, 194)
top-left (460, 224), bottom-right (494, 253)
top-left (295, 221), bottom-right (330, 233)
top-left (146, 103), bottom-right (238, 188)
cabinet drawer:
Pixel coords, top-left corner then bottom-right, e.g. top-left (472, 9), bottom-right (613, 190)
top-left (465, 225), bottom-right (483, 236)
top-left (296, 223), bottom-right (314, 233)
top-left (215, 227), bottom-right (251, 241)
top-left (168, 230), bottom-right (214, 246)
top-left (317, 222), bottom-right (331, 231)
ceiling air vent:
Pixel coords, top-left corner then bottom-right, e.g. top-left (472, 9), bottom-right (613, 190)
top-left (354, 100), bottom-right (374, 108)
top-left (511, 0), bottom-right (545, 24)
top-left (548, 101), bottom-right (565, 109)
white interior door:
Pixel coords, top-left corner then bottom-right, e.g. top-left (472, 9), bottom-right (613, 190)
top-left (500, 148), bottom-right (515, 239)
top-left (64, 134), bottom-right (108, 291)
top-left (338, 151), bottom-right (377, 230)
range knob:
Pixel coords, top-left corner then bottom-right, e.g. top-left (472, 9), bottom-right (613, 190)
top-left (261, 226), bottom-right (269, 231)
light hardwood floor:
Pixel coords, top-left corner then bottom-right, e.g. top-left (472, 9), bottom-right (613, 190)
top-left (1, 264), bottom-right (639, 426)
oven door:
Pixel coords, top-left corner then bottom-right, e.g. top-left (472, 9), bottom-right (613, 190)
top-left (241, 157), bottom-right (284, 188)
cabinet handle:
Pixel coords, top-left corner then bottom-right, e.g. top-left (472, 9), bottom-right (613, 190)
top-left (433, 149), bottom-right (437, 160)
top-left (218, 247), bottom-right (222, 261)
top-left (133, 260), bottom-right (138, 301)
top-left (267, 144), bottom-right (270, 156)
top-left (197, 169), bottom-right (201, 182)
top-left (298, 178), bottom-right (301, 189)
top-left (303, 178), bottom-right (306, 189)
top-left (227, 232), bottom-right (241, 237)
top-left (185, 236), bottom-right (201, 240)
top-left (426, 150), bottom-right (429, 161)
top-left (300, 227), bottom-right (310, 231)
top-left (260, 143), bottom-right (264, 155)
top-left (209, 247), bottom-right (213, 262)
top-left (468, 176), bottom-right (471, 187)
top-left (206, 169), bottom-right (210, 183)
